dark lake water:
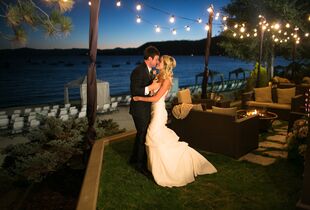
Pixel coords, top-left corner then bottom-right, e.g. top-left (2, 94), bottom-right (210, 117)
top-left (0, 55), bottom-right (290, 108)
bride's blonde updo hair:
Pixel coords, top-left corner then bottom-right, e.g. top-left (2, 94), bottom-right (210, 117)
top-left (159, 55), bottom-right (176, 83)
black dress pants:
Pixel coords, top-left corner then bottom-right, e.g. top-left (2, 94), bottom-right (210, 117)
top-left (130, 115), bottom-right (150, 170)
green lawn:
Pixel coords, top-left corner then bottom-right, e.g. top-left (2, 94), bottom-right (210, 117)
top-left (98, 138), bottom-right (303, 210)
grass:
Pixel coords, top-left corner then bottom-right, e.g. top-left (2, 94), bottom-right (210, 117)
top-left (97, 136), bottom-right (303, 210)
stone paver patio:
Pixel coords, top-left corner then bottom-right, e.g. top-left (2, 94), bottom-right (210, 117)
top-left (239, 123), bottom-right (289, 166)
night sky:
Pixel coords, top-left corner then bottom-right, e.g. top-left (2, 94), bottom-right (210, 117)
top-left (0, 0), bottom-right (231, 49)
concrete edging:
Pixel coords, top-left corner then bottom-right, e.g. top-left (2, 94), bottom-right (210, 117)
top-left (76, 130), bottom-right (136, 210)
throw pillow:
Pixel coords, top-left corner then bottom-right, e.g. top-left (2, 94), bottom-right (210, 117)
top-left (212, 106), bottom-right (237, 116)
top-left (277, 87), bottom-right (296, 104)
top-left (254, 86), bottom-right (273, 103)
top-left (177, 88), bottom-right (192, 104)
top-left (192, 104), bottom-right (203, 111)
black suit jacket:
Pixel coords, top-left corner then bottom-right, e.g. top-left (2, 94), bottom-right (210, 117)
top-left (129, 62), bottom-right (153, 118)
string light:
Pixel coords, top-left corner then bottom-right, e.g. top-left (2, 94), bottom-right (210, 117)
top-left (88, 1), bottom-right (91, 6)
top-left (136, 15), bottom-right (141, 23)
top-left (169, 15), bottom-right (175, 23)
top-left (222, 16), bottom-right (227, 21)
top-left (223, 25), bottom-right (228, 31)
top-left (172, 28), bottom-right (177, 35)
top-left (116, 0), bottom-right (121, 7)
top-left (274, 23), bottom-right (280, 30)
top-left (240, 27), bottom-right (245, 33)
top-left (136, 3), bottom-right (142, 11)
top-left (155, 25), bottom-right (161, 32)
top-left (233, 33), bottom-right (237, 37)
top-left (285, 23), bottom-right (290, 28)
top-left (306, 33), bottom-right (309, 37)
top-left (207, 6), bottom-right (213, 13)
top-left (204, 24), bottom-right (210, 31)
top-left (185, 25), bottom-right (191, 31)
top-left (197, 18), bottom-right (202, 23)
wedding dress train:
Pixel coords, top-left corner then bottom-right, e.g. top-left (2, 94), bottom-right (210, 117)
top-left (145, 91), bottom-right (217, 187)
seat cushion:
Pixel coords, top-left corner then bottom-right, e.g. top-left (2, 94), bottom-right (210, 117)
top-left (277, 87), bottom-right (296, 104)
top-left (212, 106), bottom-right (237, 116)
top-left (246, 101), bottom-right (291, 110)
top-left (254, 86), bottom-right (272, 103)
top-left (177, 88), bottom-right (192, 104)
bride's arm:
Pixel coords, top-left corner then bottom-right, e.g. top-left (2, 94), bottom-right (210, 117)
top-left (133, 79), bottom-right (171, 102)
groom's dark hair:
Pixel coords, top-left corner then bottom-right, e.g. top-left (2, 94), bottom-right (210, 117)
top-left (144, 46), bottom-right (160, 60)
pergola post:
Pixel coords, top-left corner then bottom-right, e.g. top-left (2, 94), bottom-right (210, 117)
top-left (201, 5), bottom-right (214, 99)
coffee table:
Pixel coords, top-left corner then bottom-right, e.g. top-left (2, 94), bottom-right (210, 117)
top-left (237, 109), bottom-right (278, 131)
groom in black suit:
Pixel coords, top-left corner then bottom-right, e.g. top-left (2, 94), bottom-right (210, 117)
top-left (129, 46), bottom-right (160, 174)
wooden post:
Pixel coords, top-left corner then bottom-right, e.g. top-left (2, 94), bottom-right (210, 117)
top-left (201, 5), bottom-right (214, 99)
top-left (256, 21), bottom-right (264, 88)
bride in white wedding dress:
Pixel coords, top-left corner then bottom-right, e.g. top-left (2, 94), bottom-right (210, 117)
top-left (133, 55), bottom-right (217, 187)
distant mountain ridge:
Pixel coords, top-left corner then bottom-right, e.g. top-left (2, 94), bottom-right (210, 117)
top-left (0, 36), bottom-right (227, 56)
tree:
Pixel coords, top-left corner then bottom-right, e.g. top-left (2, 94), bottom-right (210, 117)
top-left (0, 0), bottom-right (74, 45)
top-left (219, 0), bottom-right (310, 85)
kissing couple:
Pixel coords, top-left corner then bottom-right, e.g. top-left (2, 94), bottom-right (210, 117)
top-left (129, 46), bottom-right (217, 187)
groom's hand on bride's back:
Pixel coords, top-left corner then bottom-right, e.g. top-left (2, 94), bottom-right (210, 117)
top-left (148, 80), bottom-right (160, 91)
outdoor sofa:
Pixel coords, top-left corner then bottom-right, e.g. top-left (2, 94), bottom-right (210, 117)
top-left (242, 86), bottom-right (304, 121)
top-left (169, 109), bottom-right (259, 159)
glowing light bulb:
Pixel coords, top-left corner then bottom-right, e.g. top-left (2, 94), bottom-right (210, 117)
top-left (274, 38), bottom-right (279, 42)
top-left (240, 35), bottom-right (244, 39)
top-left (197, 18), bottom-right (202, 23)
top-left (169, 15), bottom-right (175, 23)
top-left (136, 16), bottom-right (141, 23)
top-left (293, 34), bottom-right (297, 38)
top-left (296, 40), bottom-right (300, 44)
top-left (246, 33), bottom-right (250, 37)
top-left (234, 24), bottom-right (238, 28)
top-left (223, 26), bottom-right (228, 31)
top-left (274, 23), bottom-right (280, 30)
top-left (185, 25), bottom-right (190, 31)
top-left (284, 32), bottom-right (287, 35)
top-left (172, 29), bottom-right (177, 35)
top-left (136, 4), bottom-right (142, 11)
top-left (294, 27), bottom-right (299, 31)
top-left (240, 27), bottom-right (245, 33)
top-left (205, 24), bottom-right (210, 31)
top-left (222, 16), bottom-right (227, 21)
top-left (285, 23), bottom-right (290, 28)
top-left (306, 33), bottom-right (309, 37)
top-left (254, 29), bottom-right (257, 32)
top-left (262, 25), bottom-right (266, 30)
top-left (116, 0), bottom-right (121, 7)
top-left (155, 25), bottom-right (161, 33)
top-left (88, 1), bottom-right (91, 6)
top-left (207, 6), bottom-right (213, 13)
top-left (254, 33), bottom-right (257, 37)
top-left (233, 33), bottom-right (237, 37)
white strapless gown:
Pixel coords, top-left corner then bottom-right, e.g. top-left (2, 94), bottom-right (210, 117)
top-left (145, 91), bottom-right (217, 187)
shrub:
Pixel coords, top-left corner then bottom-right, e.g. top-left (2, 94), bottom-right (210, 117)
top-left (2, 117), bottom-right (125, 183)
top-left (287, 118), bottom-right (308, 162)
top-left (245, 62), bottom-right (269, 91)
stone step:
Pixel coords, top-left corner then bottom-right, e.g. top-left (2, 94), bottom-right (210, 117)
top-left (262, 150), bottom-right (288, 159)
top-left (259, 141), bottom-right (287, 150)
top-left (239, 153), bottom-right (276, 166)
top-left (266, 135), bottom-right (287, 144)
